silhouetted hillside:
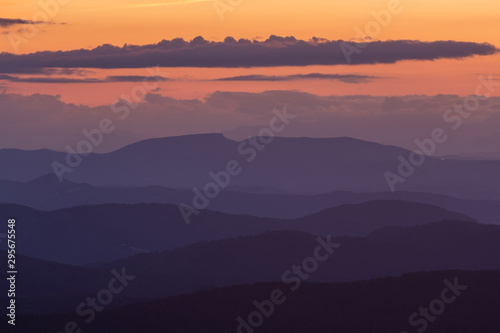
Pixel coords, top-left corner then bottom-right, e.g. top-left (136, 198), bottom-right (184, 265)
top-left (6, 270), bottom-right (500, 333)
top-left (0, 251), bottom-right (140, 315)
top-left (100, 220), bottom-right (500, 292)
top-left (3, 220), bottom-right (500, 316)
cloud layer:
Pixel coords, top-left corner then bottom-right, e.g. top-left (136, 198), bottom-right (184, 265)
top-left (0, 72), bottom-right (371, 84)
top-left (0, 36), bottom-right (496, 73)
top-left (1, 90), bottom-right (500, 155)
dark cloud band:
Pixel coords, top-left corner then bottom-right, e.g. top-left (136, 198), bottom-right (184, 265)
top-left (0, 75), bottom-right (169, 83)
top-left (0, 18), bottom-right (50, 28)
top-left (0, 36), bottom-right (496, 73)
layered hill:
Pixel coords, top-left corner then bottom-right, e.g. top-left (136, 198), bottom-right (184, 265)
top-left (2, 174), bottom-right (500, 223)
top-left (2, 134), bottom-right (500, 199)
top-left (0, 200), bottom-right (473, 264)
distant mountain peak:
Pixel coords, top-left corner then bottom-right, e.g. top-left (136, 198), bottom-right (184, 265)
top-left (27, 173), bottom-right (78, 186)
top-left (114, 133), bottom-right (231, 153)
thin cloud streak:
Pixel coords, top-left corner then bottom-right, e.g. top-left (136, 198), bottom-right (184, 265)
top-left (0, 74), bottom-right (169, 83)
top-left (0, 18), bottom-right (51, 28)
top-left (215, 73), bottom-right (382, 83)
top-left (87, 0), bottom-right (213, 11)
top-left (0, 72), bottom-right (375, 84)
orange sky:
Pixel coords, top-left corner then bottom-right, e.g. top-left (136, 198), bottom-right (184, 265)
top-left (2, 0), bottom-right (500, 51)
top-left (0, 0), bottom-right (499, 103)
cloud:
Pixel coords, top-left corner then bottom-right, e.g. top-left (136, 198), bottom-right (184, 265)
top-left (55, 68), bottom-right (95, 76)
top-left (0, 74), bottom-right (169, 83)
top-left (0, 67), bottom-right (91, 75)
top-left (0, 71), bottom-right (369, 84)
top-left (106, 75), bottom-right (170, 82)
top-left (0, 75), bottom-right (100, 84)
top-left (215, 73), bottom-right (380, 83)
top-left (1, 90), bottom-right (500, 155)
top-left (0, 18), bottom-right (53, 28)
top-left (0, 36), bottom-right (496, 73)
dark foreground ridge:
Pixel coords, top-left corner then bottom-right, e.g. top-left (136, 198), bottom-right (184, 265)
top-left (4, 270), bottom-right (500, 333)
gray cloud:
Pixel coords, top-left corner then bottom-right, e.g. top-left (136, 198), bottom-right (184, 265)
top-left (106, 75), bottom-right (170, 82)
top-left (0, 36), bottom-right (496, 73)
top-left (0, 67), bottom-right (92, 75)
top-left (215, 73), bottom-right (380, 83)
top-left (0, 18), bottom-right (53, 28)
top-left (0, 75), bottom-right (100, 83)
top-left (0, 74), bottom-right (169, 83)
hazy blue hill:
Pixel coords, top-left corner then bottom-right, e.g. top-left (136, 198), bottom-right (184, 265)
top-left (0, 148), bottom-right (66, 182)
top-left (2, 134), bottom-right (500, 199)
top-left (71, 133), bottom-right (238, 188)
top-left (0, 200), bottom-right (473, 264)
top-left (291, 200), bottom-right (474, 235)
top-left (60, 134), bottom-right (413, 192)
top-left (2, 174), bottom-right (500, 224)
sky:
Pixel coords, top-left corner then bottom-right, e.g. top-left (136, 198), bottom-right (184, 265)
top-left (2, 0), bottom-right (500, 50)
top-left (0, 0), bottom-right (499, 153)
